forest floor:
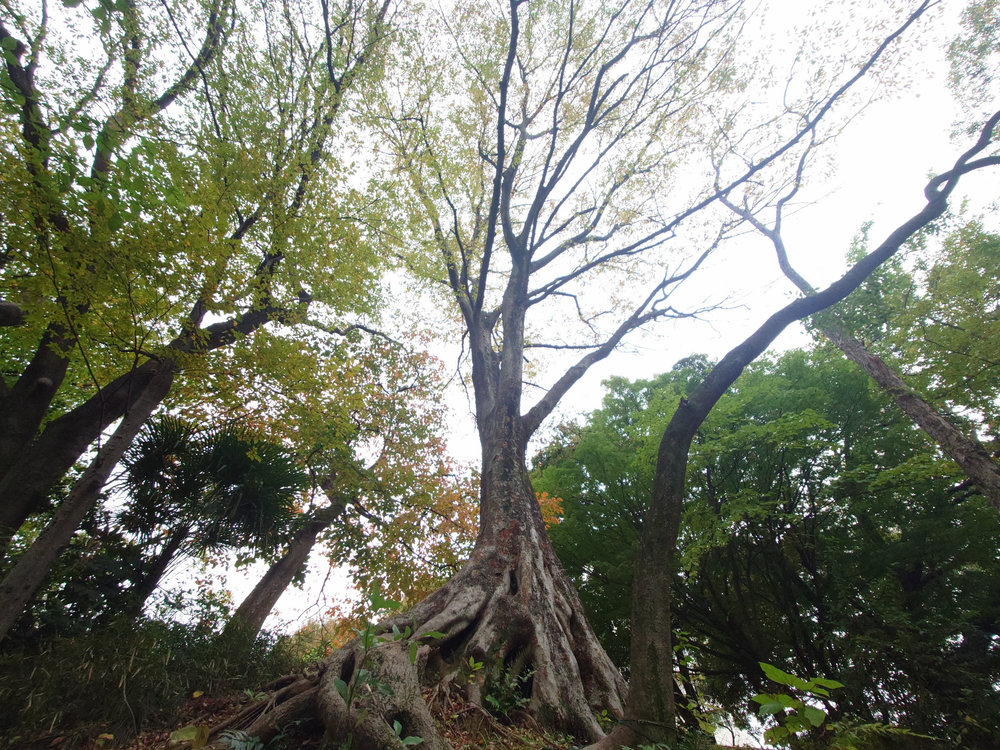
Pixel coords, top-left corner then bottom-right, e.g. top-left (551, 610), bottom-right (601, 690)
top-left (23, 687), bottom-right (745, 750)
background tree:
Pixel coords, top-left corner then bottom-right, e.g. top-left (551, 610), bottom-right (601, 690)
top-left (534, 349), bottom-right (1000, 746)
top-left (722, 169), bottom-right (1000, 509)
top-left (118, 418), bottom-right (309, 617)
top-left (614, 110), bottom-right (1000, 747)
top-left (1, 326), bottom-right (459, 646)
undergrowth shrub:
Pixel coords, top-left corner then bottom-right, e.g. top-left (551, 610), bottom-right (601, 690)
top-left (0, 617), bottom-right (300, 747)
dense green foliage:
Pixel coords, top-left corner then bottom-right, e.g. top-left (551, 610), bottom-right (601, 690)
top-left (534, 341), bottom-right (1000, 746)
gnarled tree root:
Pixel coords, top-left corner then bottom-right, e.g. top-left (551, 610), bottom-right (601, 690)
top-left (209, 537), bottom-right (626, 749)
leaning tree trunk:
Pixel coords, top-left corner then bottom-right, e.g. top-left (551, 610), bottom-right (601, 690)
top-left (0, 298), bottom-right (300, 556)
top-left (124, 523), bottom-right (191, 620)
top-left (0, 365), bottom-right (175, 642)
top-left (591, 118), bottom-right (1000, 748)
top-left (222, 502), bottom-right (346, 644)
top-left (209, 429), bottom-right (626, 749)
top-left (0, 357), bottom-right (171, 556)
top-left (819, 326), bottom-right (1000, 512)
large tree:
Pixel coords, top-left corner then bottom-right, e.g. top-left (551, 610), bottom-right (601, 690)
top-left (0, 0), bottom-right (390, 556)
top-left (203, 2), bottom-right (1000, 748)
top-left (611, 113), bottom-right (1000, 746)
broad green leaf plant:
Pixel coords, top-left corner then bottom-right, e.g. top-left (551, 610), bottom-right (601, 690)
top-left (752, 662), bottom-right (843, 747)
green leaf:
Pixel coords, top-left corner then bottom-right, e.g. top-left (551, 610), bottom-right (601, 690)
top-left (401, 736), bottom-right (424, 746)
top-left (760, 662), bottom-right (810, 691)
top-left (83, 133), bottom-right (95, 150)
top-left (393, 720), bottom-right (402, 736)
top-left (333, 677), bottom-right (349, 702)
top-left (810, 677), bottom-right (845, 690)
top-left (756, 701), bottom-right (784, 717)
top-left (1, 37), bottom-right (16, 51)
top-left (370, 591), bottom-right (401, 613)
top-left (169, 724), bottom-right (209, 748)
top-left (408, 641), bottom-right (418, 664)
top-left (803, 705), bottom-right (827, 728)
top-left (764, 726), bottom-right (789, 743)
top-left (777, 694), bottom-right (800, 709)
top-left (361, 629), bottom-right (376, 649)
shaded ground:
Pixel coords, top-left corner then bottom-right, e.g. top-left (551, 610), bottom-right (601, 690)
top-left (12, 683), bottom-right (744, 750)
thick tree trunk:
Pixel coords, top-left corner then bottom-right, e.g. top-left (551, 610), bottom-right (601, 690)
top-left (820, 326), bottom-right (1000, 512)
top-left (223, 503), bottom-right (346, 643)
top-left (0, 358), bottom-right (170, 555)
top-left (0, 365), bottom-right (174, 642)
top-left (0, 326), bottom-right (73, 500)
top-left (212, 435), bottom-right (625, 749)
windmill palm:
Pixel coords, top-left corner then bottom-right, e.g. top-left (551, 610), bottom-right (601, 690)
top-left (119, 417), bottom-right (308, 617)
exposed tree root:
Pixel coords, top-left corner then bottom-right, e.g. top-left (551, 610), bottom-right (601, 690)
top-left (208, 672), bottom-right (323, 743)
top-left (209, 527), bottom-right (626, 749)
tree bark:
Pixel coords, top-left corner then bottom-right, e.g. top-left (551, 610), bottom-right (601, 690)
top-left (0, 301), bottom-right (25, 327)
top-left (0, 364), bottom-right (175, 642)
top-left (0, 357), bottom-right (170, 554)
top-left (223, 503), bottom-right (346, 643)
top-left (0, 325), bottom-right (73, 500)
top-left (219, 423), bottom-right (627, 749)
top-left (124, 523), bottom-right (191, 620)
top-left (0, 293), bottom-right (307, 556)
top-left (309, 443), bottom-right (627, 746)
top-left (819, 326), bottom-right (1000, 512)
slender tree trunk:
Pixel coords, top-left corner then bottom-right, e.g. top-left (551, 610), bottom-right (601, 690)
top-left (223, 503), bottom-right (345, 643)
top-left (125, 523), bottom-right (191, 620)
top-left (820, 326), bottom-right (1000, 512)
top-left (0, 365), bottom-right (175, 642)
